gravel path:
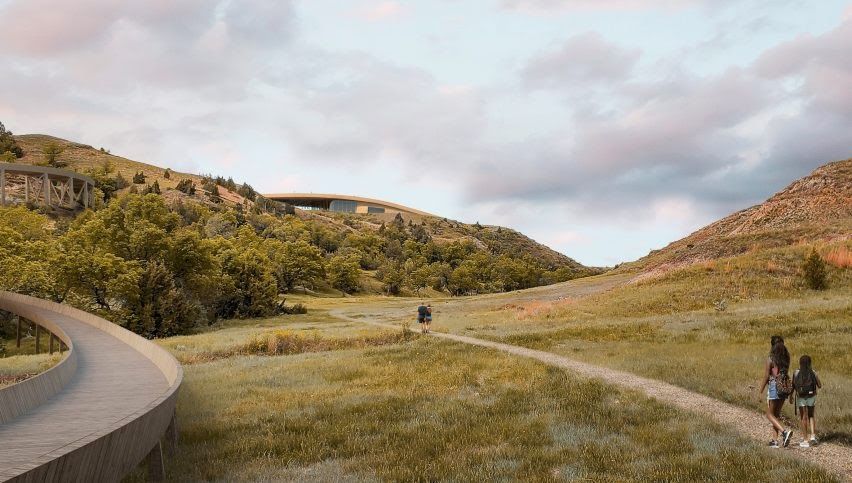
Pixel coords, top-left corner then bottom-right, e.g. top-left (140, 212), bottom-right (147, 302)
top-left (332, 310), bottom-right (852, 481)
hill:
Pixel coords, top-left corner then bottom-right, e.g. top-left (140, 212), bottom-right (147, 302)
top-left (625, 158), bottom-right (852, 277)
top-left (3, 133), bottom-right (599, 306)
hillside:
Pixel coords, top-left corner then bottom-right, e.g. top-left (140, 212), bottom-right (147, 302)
top-left (4, 133), bottom-right (599, 298)
top-left (626, 158), bottom-right (852, 276)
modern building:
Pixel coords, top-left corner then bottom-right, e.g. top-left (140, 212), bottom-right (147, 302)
top-left (263, 193), bottom-right (432, 216)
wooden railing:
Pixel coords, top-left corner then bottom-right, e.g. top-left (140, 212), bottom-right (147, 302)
top-left (0, 292), bottom-right (183, 481)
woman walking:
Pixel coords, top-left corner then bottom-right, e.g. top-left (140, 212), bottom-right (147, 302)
top-left (760, 335), bottom-right (793, 448)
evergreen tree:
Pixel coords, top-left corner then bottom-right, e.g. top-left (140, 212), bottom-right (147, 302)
top-left (803, 249), bottom-right (827, 290)
top-left (0, 121), bottom-right (23, 159)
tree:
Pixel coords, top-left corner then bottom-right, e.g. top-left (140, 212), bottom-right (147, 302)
top-left (144, 180), bottom-right (161, 195)
top-left (0, 121), bottom-right (23, 159)
top-left (124, 261), bottom-right (199, 337)
top-left (163, 168), bottom-right (171, 179)
top-left (215, 244), bottom-right (278, 318)
top-left (327, 255), bottom-right (361, 293)
top-left (271, 240), bottom-right (325, 292)
top-left (176, 178), bottom-right (196, 195)
top-left (42, 142), bottom-right (66, 168)
top-left (132, 171), bottom-right (147, 184)
top-left (803, 249), bottom-right (827, 290)
top-left (376, 259), bottom-right (404, 295)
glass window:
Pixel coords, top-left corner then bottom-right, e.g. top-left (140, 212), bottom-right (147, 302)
top-left (367, 206), bottom-right (385, 214)
top-left (329, 200), bottom-right (357, 213)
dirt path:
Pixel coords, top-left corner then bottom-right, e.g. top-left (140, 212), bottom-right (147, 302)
top-left (331, 310), bottom-right (852, 481)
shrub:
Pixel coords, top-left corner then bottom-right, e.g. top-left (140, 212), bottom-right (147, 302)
top-left (803, 249), bottom-right (827, 290)
top-left (132, 171), bottom-right (146, 184)
top-left (327, 255), bottom-right (361, 293)
top-left (176, 179), bottom-right (196, 195)
top-left (42, 142), bottom-right (67, 168)
top-left (114, 172), bottom-right (129, 190)
top-left (0, 121), bottom-right (23, 158)
top-left (164, 168), bottom-right (171, 179)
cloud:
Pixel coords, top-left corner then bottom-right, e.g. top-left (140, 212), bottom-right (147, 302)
top-left (354, 1), bottom-right (406, 21)
top-left (501, 0), bottom-right (722, 13)
top-left (0, 0), bottom-right (212, 56)
top-left (522, 33), bottom-right (641, 89)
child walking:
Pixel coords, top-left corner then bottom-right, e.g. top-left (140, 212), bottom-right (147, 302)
top-left (793, 355), bottom-right (822, 447)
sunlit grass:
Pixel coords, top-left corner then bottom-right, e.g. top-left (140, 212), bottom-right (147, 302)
top-left (0, 352), bottom-right (62, 387)
top-left (132, 339), bottom-right (833, 481)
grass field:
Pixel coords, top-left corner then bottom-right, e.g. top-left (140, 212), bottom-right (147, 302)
top-left (373, 242), bottom-right (852, 446)
top-left (129, 330), bottom-right (834, 481)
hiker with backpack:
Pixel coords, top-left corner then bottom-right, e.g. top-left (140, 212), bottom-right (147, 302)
top-left (760, 335), bottom-right (794, 448)
top-left (417, 303), bottom-right (428, 334)
top-left (424, 304), bottom-right (433, 334)
top-left (793, 355), bottom-right (822, 447)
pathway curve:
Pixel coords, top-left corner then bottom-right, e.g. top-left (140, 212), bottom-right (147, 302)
top-left (332, 309), bottom-right (852, 481)
top-left (0, 293), bottom-right (181, 481)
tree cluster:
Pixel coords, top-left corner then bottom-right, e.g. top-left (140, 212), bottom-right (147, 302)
top-left (0, 122), bottom-right (23, 161)
top-left (0, 176), bottom-right (586, 337)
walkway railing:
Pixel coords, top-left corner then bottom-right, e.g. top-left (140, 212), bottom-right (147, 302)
top-left (0, 163), bottom-right (96, 210)
top-left (0, 292), bottom-right (183, 481)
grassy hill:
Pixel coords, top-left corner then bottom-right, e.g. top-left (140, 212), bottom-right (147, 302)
top-left (4, 133), bottom-right (599, 300)
top-left (624, 158), bottom-right (852, 278)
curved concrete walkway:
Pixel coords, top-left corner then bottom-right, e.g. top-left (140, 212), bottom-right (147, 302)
top-left (0, 295), bottom-right (180, 481)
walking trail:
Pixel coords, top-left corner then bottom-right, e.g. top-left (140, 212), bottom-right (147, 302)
top-left (331, 309), bottom-right (852, 481)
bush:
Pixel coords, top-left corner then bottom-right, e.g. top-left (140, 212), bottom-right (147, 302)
top-left (132, 171), bottom-right (146, 184)
top-left (164, 168), bottom-right (171, 179)
top-left (176, 179), bottom-right (196, 195)
top-left (0, 121), bottom-right (23, 159)
top-left (327, 255), bottom-right (361, 293)
top-left (42, 142), bottom-right (67, 168)
top-left (803, 249), bottom-right (827, 290)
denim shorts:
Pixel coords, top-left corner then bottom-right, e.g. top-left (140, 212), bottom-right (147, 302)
top-left (767, 380), bottom-right (780, 401)
top-left (797, 395), bottom-right (816, 407)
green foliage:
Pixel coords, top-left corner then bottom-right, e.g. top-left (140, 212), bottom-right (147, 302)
top-left (0, 121), bottom-right (23, 159)
top-left (132, 171), bottom-right (146, 184)
top-left (143, 180), bottom-right (161, 195)
top-left (271, 240), bottom-right (325, 292)
top-left (327, 255), bottom-right (361, 293)
top-left (41, 142), bottom-right (66, 168)
top-left (803, 249), bottom-right (827, 290)
top-left (176, 178), bottom-right (196, 195)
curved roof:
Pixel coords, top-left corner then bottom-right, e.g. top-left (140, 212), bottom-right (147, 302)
top-left (264, 192), bottom-right (433, 217)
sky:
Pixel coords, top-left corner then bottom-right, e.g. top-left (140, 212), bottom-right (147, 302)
top-left (1, 0), bottom-right (850, 266)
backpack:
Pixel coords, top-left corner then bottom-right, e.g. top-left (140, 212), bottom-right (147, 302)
top-left (417, 305), bottom-right (427, 317)
top-left (794, 369), bottom-right (817, 398)
top-left (775, 370), bottom-right (793, 399)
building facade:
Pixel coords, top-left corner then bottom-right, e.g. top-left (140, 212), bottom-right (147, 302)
top-left (263, 193), bottom-right (431, 216)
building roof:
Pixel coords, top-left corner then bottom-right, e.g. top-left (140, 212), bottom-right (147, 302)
top-left (263, 192), bottom-right (433, 216)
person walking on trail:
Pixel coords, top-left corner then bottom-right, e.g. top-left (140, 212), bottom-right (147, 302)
top-left (424, 304), bottom-right (433, 334)
top-left (760, 335), bottom-right (794, 448)
top-left (417, 303), bottom-right (428, 334)
top-left (793, 354), bottom-right (822, 447)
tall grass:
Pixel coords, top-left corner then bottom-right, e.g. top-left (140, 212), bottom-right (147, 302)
top-left (129, 340), bottom-right (833, 481)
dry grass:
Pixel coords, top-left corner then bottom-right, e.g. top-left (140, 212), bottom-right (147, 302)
top-left (0, 353), bottom-right (62, 388)
top-left (127, 339), bottom-right (833, 481)
top-left (824, 245), bottom-right (852, 268)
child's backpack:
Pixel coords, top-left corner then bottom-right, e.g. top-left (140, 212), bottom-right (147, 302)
top-left (794, 369), bottom-right (817, 398)
top-left (776, 371), bottom-right (793, 399)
